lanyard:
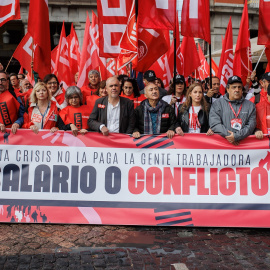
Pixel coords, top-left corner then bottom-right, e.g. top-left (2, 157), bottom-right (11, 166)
top-left (191, 105), bottom-right (201, 129)
top-left (229, 102), bottom-right (242, 118)
top-left (174, 95), bottom-right (184, 116)
top-left (38, 104), bottom-right (50, 129)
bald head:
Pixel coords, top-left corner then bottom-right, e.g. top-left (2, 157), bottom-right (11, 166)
top-left (106, 77), bottom-right (120, 98)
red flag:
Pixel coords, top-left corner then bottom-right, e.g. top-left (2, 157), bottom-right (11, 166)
top-left (133, 28), bottom-right (170, 73)
top-left (233, 0), bottom-right (252, 85)
top-left (211, 59), bottom-right (219, 77)
top-left (51, 45), bottom-right (58, 73)
top-left (197, 43), bottom-right (210, 80)
top-left (181, 0), bottom-right (211, 44)
top-left (13, 33), bottom-right (36, 75)
top-left (118, 1), bottom-right (137, 69)
top-left (106, 59), bottom-right (116, 78)
top-left (138, 0), bottom-right (176, 30)
top-left (68, 24), bottom-right (81, 78)
top-left (179, 36), bottom-right (200, 78)
top-left (149, 52), bottom-right (173, 89)
top-left (77, 12), bottom-right (101, 88)
top-left (258, 0), bottom-right (270, 45)
top-left (97, 0), bottom-right (133, 58)
top-left (0, 0), bottom-right (20, 28)
top-left (218, 18), bottom-right (233, 95)
top-left (54, 22), bottom-right (72, 89)
top-left (27, 0), bottom-right (51, 79)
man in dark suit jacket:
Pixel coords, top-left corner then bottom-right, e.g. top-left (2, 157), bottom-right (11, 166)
top-left (88, 77), bottom-right (135, 135)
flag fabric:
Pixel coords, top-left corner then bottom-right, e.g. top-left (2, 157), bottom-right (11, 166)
top-left (77, 12), bottom-right (101, 88)
top-left (68, 23), bottom-right (81, 79)
top-left (133, 28), bottom-right (170, 73)
top-left (218, 18), bottom-right (233, 95)
top-left (27, 0), bottom-right (51, 79)
top-left (106, 58), bottom-right (116, 77)
top-left (138, 0), bottom-right (176, 30)
top-left (181, 0), bottom-right (211, 44)
top-left (118, 1), bottom-right (137, 70)
top-left (211, 59), bottom-right (219, 77)
top-left (97, 0), bottom-right (133, 58)
top-left (233, 1), bottom-right (252, 85)
top-left (13, 32), bottom-right (35, 75)
top-left (0, 0), bottom-right (20, 28)
top-left (258, 0), bottom-right (270, 46)
top-left (197, 43), bottom-right (210, 80)
top-left (54, 22), bottom-right (72, 89)
top-left (178, 36), bottom-right (200, 78)
top-left (51, 45), bottom-right (58, 73)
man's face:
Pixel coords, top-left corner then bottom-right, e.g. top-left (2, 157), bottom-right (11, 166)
top-left (18, 74), bottom-right (24, 81)
top-left (21, 80), bottom-right (32, 92)
top-left (212, 77), bottom-right (220, 93)
top-left (0, 73), bottom-right (7, 93)
top-left (89, 74), bottom-right (100, 87)
top-left (106, 77), bottom-right (120, 98)
top-left (10, 76), bottom-right (19, 87)
top-left (227, 83), bottom-right (243, 101)
top-left (145, 83), bottom-right (160, 101)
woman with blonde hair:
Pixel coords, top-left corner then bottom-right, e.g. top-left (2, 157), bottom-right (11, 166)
top-left (175, 83), bottom-right (213, 136)
top-left (23, 82), bottom-right (59, 133)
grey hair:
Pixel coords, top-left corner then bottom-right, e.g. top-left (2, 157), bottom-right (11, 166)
top-left (65, 86), bottom-right (83, 104)
top-left (88, 70), bottom-right (100, 78)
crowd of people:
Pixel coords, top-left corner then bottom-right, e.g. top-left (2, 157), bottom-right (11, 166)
top-left (0, 62), bottom-right (269, 145)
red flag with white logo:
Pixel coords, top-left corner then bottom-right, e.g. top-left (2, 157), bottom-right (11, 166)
top-left (51, 45), bottom-right (58, 73)
top-left (27, 0), bottom-right (51, 79)
top-left (68, 23), bottom-right (81, 79)
top-left (178, 36), bottom-right (200, 78)
top-left (233, 1), bottom-right (252, 85)
top-left (181, 0), bottom-right (211, 44)
top-left (13, 32), bottom-right (35, 74)
top-left (97, 0), bottom-right (133, 58)
top-left (211, 59), bottom-right (218, 77)
top-left (54, 22), bottom-right (72, 89)
top-left (133, 28), bottom-right (170, 73)
top-left (0, 0), bottom-right (20, 28)
top-left (106, 58), bottom-right (116, 77)
top-left (258, 0), bottom-right (270, 45)
top-left (138, 0), bottom-right (176, 30)
top-left (218, 18), bottom-right (233, 95)
top-left (197, 43), bottom-right (210, 80)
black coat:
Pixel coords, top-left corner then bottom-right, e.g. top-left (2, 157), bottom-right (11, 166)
top-left (133, 99), bottom-right (176, 134)
top-left (88, 96), bottom-right (135, 134)
top-left (176, 104), bottom-right (210, 133)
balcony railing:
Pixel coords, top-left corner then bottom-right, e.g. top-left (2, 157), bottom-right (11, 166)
top-left (248, 0), bottom-right (259, 8)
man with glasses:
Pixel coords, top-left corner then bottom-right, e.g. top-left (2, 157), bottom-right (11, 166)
top-left (0, 71), bottom-right (25, 134)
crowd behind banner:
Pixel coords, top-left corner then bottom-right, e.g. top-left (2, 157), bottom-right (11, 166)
top-left (0, 61), bottom-right (269, 145)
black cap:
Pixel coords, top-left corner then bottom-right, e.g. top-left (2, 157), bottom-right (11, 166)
top-left (227, 75), bottom-right (242, 85)
top-left (263, 72), bottom-right (270, 81)
top-left (143, 70), bottom-right (156, 82)
top-left (175, 74), bottom-right (185, 84)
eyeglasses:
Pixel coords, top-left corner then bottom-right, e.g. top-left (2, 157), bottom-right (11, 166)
top-left (0, 78), bottom-right (7, 83)
top-left (47, 81), bottom-right (58, 85)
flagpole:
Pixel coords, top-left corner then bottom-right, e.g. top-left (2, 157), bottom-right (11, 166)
top-left (253, 47), bottom-right (266, 72)
top-left (173, 1), bottom-right (177, 94)
top-left (31, 39), bottom-right (34, 82)
top-left (5, 56), bottom-right (13, 72)
top-left (209, 43), bottom-right (212, 89)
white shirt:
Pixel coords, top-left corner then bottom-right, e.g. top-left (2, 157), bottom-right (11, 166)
top-left (106, 101), bottom-right (120, 133)
top-left (188, 106), bottom-right (201, 133)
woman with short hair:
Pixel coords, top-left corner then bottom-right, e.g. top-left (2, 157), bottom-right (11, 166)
top-left (59, 86), bottom-right (91, 136)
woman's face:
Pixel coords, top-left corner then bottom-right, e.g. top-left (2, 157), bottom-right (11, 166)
top-left (123, 81), bottom-right (133, 96)
top-left (99, 87), bottom-right (107, 97)
top-left (155, 79), bottom-right (162, 88)
top-left (189, 86), bottom-right (203, 104)
top-left (36, 87), bottom-right (48, 101)
top-left (46, 77), bottom-right (58, 95)
top-left (68, 94), bottom-right (80, 107)
top-left (175, 82), bottom-right (185, 94)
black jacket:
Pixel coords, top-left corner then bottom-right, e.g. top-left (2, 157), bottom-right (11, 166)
top-left (176, 104), bottom-right (210, 133)
top-left (133, 99), bottom-right (176, 134)
top-left (88, 96), bottom-right (135, 134)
